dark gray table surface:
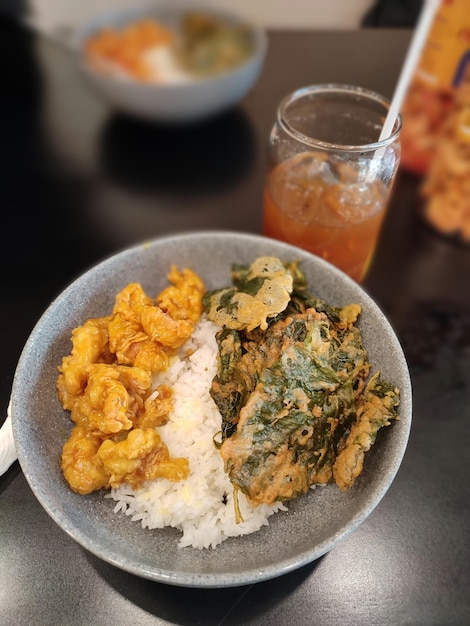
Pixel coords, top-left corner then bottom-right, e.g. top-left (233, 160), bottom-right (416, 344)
top-left (1, 17), bottom-right (470, 625)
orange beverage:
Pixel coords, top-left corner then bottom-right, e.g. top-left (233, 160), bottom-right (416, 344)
top-left (263, 85), bottom-right (401, 282)
top-left (263, 152), bottom-right (388, 282)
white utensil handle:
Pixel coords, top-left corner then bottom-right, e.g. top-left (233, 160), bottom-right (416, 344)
top-left (0, 403), bottom-right (17, 476)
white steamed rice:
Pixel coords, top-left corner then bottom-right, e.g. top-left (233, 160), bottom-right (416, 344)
top-left (106, 315), bottom-right (287, 549)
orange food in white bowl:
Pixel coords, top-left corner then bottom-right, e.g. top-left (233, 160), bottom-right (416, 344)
top-left (75, 6), bottom-right (267, 122)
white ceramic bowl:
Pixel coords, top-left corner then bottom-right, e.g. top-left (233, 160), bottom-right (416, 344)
top-left (74, 4), bottom-right (267, 122)
top-left (11, 231), bottom-right (412, 588)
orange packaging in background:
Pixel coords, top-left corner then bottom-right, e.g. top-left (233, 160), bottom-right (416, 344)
top-left (420, 79), bottom-right (470, 241)
top-left (400, 0), bottom-right (470, 175)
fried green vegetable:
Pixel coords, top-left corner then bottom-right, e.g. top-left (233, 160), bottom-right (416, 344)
top-left (205, 258), bottom-right (400, 505)
top-left (203, 257), bottom-right (294, 331)
top-left (333, 374), bottom-right (400, 491)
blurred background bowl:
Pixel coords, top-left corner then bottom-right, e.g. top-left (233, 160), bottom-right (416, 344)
top-left (73, 3), bottom-right (267, 123)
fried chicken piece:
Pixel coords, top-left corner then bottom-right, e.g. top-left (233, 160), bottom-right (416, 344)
top-left (140, 305), bottom-right (194, 349)
top-left (156, 266), bottom-right (205, 324)
top-left (69, 363), bottom-right (152, 435)
top-left (61, 424), bottom-right (188, 494)
top-left (98, 427), bottom-right (189, 489)
top-left (109, 310), bottom-right (171, 372)
top-left (109, 274), bottom-right (205, 371)
top-left (57, 316), bottom-right (113, 410)
top-left (108, 283), bottom-right (165, 369)
top-left (58, 271), bottom-right (205, 496)
top-left (136, 383), bottom-right (174, 428)
top-left (61, 425), bottom-right (110, 495)
top-left (113, 281), bottom-right (155, 319)
top-left (333, 374), bottom-right (400, 491)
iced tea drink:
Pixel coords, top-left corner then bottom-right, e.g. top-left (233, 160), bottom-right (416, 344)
top-left (263, 85), bottom-right (401, 282)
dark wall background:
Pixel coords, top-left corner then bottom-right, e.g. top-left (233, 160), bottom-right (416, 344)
top-left (363, 0), bottom-right (423, 27)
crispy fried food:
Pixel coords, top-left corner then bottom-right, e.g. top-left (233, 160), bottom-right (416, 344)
top-left (203, 257), bottom-right (294, 332)
top-left (61, 425), bottom-right (110, 495)
top-left (157, 265), bottom-right (205, 324)
top-left (108, 283), bottom-right (169, 371)
top-left (207, 260), bottom-right (399, 505)
top-left (70, 363), bottom-right (152, 435)
top-left (136, 383), bottom-right (174, 429)
top-left (109, 270), bottom-right (204, 370)
top-left (98, 428), bottom-right (189, 489)
top-left (58, 267), bottom-right (205, 495)
top-left (57, 316), bottom-right (113, 410)
top-left (61, 425), bottom-right (189, 494)
top-left (333, 374), bottom-right (400, 491)
top-left (140, 306), bottom-right (194, 350)
top-left (218, 308), bottom-right (369, 504)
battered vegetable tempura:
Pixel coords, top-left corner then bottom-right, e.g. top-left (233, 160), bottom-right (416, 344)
top-left (58, 266), bottom-right (205, 495)
top-left (205, 257), bottom-right (400, 506)
top-left (203, 257), bottom-right (293, 331)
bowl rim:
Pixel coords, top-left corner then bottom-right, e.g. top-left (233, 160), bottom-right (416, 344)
top-left (10, 230), bottom-right (413, 588)
top-left (74, 3), bottom-right (268, 90)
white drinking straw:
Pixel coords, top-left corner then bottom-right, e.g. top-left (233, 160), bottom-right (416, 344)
top-left (379, 0), bottom-right (441, 142)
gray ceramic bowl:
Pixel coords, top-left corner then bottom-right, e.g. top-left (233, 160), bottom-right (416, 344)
top-left (74, 4), bottom-right (267, 122)
top-left (11, 231), bottom-right (412, 588)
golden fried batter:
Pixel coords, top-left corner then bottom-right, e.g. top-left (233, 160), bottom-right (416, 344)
top-left (208, 259), bottom-right (399, 506)
top-left (61, 425), bottom-right (110, 495)
top-left (57, 267), bottom-right (205, 495)
top-left (70, 363), bottom-right (151, 434)
top-left (156, 266), bottom-right (205, 323)
top-left (57, 316), bottom-right (113, 410)
top-left (98, 428), bottom-right (189, 489)
top-left (333, 373), bottom-right (400, 491)
top-left (204, 257), bottom-right (294, 331)
top-left (108, 283), bottom-right (170, 371)
top-left (136, 383), bottom-right (174, 429)
top-left (108, 270), bottom-right (204, 371)
top-left (61, 425), bottom-right (189, 494)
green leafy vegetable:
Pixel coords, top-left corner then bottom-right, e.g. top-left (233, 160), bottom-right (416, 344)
top-left (205, 258), bottom-right (400, 505)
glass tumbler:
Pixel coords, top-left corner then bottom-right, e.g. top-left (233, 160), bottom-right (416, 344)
top-left (263, 84), bottom-right (401, 282)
